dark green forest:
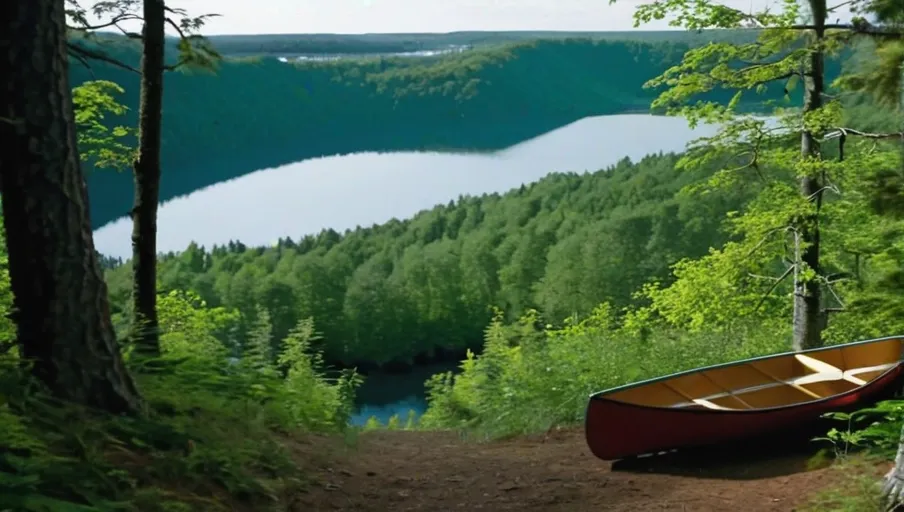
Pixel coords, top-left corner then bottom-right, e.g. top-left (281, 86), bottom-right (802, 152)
top-left (101, 152), bottom-right (751, 369)
top-left (74, 35), bottom-right (842, 229)
top-left (203, 29), bottom-right (760, 56)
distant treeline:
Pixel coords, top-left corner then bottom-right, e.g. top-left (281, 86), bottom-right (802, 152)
top-left (71, 36), bottom-right (842, 229)
top-left (203, 29), bottom-right (762, 56)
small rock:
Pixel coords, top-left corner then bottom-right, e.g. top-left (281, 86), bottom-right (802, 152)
top-left (324, 482), bottom-right (341, 491)
top-left (339, 469), bottom-right (353, 477)
top-left (499, 482), bottom-right (521, 491)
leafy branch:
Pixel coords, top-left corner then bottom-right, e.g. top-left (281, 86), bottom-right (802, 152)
top-left (65, 0), bottom-right (222, 75)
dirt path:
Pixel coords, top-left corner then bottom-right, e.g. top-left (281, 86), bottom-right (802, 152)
top-left (290, 428), bottom-right (857, 511)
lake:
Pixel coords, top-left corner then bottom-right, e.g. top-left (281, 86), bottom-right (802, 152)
top-left (93, 113), bottom-right (719, 425)
top-left (93, 114), bottom-right (717, 259)
top-left (350, 362), bottom-right (460, 427)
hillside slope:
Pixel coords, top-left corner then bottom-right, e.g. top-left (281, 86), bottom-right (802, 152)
top-left (102, 153), bottom-right (752, 368)
top-left (71, 37), bottom-right (834, 228)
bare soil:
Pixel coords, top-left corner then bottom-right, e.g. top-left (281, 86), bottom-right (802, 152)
top-left (290, 428), bottom-right (859, 511)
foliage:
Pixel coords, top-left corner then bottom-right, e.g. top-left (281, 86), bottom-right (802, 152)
top-left (100, 152), bottom-right (750, 368)
top-left (72, 80), bottom-right (136, 171)
top-left (412, 0), bottom-right (904, 442)
top-left (0, 229), bottom-right (361, 510)
top-left (420, 305), bottom-right (790, 438)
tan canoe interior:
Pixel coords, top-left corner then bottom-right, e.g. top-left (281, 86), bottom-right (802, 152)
top-left (605, 338), bottom-right (904, 410)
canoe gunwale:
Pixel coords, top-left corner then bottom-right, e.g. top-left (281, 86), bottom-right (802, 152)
top-left (589, 361), bottom-right (902, 415)
top-left (587, 334), bottom-right (904, 409)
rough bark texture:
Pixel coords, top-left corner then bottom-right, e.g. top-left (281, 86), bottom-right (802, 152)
top-left (884, 427), bottom-right (904, 511)
top-left (130, 0), bottom-right (166, 356)
top-left (792, 0), bottom-right (827, 352)
top-left (0, 0), bottom-right (142, 413)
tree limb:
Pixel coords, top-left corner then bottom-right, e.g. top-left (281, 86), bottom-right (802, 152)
top-left (164, 16), bottom-right (187, 39)
top-left (824, 127), bottom-right (904, 142)
top-left (753, 264), bottom-right (794, 312)
top-left (67, 42), bottom-right (140, 74)
top-left (67, 13), bottom-right (139, 31)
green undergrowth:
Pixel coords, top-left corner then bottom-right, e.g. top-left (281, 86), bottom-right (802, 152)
top-left (800, 401), bottom-right (904, 510)
top-left (420, 304), bottom-right (793, 439)
top-left (361, 410), bottom-right (420, 431)
top-left (0, 291), bottom-right (362, 512)
top-left (800, 455), bottom-right (888, 512)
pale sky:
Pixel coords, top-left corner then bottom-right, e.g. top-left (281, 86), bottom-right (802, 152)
top-left (90, 0), bottom-right (854, 35)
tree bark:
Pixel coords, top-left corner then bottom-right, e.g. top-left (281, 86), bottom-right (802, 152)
top-left (792, 0), bottom-right (827, 351)
top-left (0, 0), bottom-right (142, 413)
top-left (884, 427), bottom-right (904, 511)
top-left (130, 0), bottom-right (166, 356)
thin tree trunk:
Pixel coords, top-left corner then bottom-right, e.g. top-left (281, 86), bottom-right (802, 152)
top-left (130, 0), bottom-right (166, 356)
top-left (792, 0), bottom-right (827, 351)
top-left (0, 0), bottom-right (142, 413)
top-left (884, 427), bottom-right (904, 510)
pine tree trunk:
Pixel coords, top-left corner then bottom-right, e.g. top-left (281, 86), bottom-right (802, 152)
top-left (0, 0), bottom-right (142, 413)
top-left (793, 0), bottom-right (827, 352)
top-left (130, 0), bottom-right (166, 356)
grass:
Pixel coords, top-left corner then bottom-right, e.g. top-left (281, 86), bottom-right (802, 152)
top-left (801, 455), bottom-right (890, 512)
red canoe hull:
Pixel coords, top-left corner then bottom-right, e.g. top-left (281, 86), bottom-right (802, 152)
top-left (585, 363), bottom-right (904, 461)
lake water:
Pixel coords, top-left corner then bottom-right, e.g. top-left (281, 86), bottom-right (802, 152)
top-left (350, 361), bottom-right (460, 426)
top-left (93, 114), bottom-right (718, 259)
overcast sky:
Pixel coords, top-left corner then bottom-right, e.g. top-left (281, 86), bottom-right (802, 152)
top-left (91, 0), bottom-right (853, 35)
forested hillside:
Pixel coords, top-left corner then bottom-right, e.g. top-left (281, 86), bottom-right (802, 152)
top-left (72, 36), bottom-right (841, 228)
top-left (204, 29), bottom-right (759, 56)
top-left (102, 152), bottom-right (752, 369)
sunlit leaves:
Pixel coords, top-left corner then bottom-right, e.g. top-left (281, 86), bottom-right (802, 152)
top-left (72, 80), bottom-right (136, 170)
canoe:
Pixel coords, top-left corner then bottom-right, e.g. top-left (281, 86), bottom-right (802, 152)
top-left (585, 335), bottom-right (904, 461)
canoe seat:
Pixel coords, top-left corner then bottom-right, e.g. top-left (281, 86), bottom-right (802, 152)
top-left (691, 398), bottom-right (734, 410)
top-left (794, 354), bottom-right (869, 386)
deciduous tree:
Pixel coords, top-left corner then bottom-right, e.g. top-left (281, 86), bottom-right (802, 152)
top-left (0, 0), bottom-right (141, 413)
top-left (613, 0), bottom-right (903, 350)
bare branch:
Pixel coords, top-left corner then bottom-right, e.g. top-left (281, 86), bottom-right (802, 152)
top-left (827, 0), bottom-right (855, 13)
top-left (67, 12), bottom-right (140, 31)
top-left (67, 42), bottom-right (140, 74)
top-left (824, 127), bottom-right (904, 142)
top-left (165, 16), bottom-right (187, 40)
top-left (822, 279), bottom-right (847, 310)
top-left (69, 50), bottom-right (97, 79)
top-left (754, 264), bottom-right (795, 312)
top-left (749, 272), bottom-right (785, 281)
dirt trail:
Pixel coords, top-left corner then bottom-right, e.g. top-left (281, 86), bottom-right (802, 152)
top-left (291, 428), bottom-right (856, 511)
